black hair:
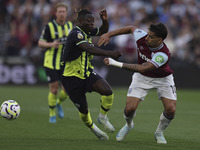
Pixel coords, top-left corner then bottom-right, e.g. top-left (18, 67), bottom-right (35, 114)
top-left (149, 23), bottom-right (168, 40)
top-left (76, 9), bottom-right (92, 20)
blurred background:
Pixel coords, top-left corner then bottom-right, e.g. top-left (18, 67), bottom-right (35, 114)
top-left (0, 0), bottom-right (200, 88)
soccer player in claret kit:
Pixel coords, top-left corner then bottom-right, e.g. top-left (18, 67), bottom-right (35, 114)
top-left (60, 9), bottom-right (121, 140)
top-left (38, 3), bottom-right (73, 123)
top-left (98, 23), bottom-right (177, 144)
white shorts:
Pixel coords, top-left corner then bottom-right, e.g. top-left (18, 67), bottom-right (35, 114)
top-left (127, 73), bottom-right (177, 101)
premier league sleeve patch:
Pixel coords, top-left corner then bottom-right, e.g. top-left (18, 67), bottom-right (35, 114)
top-left (155, 55), bottom-right (164, 63)
top-left (150, 52), bottom-right (168, 68)
top-left (77, 32), bottom-right (84, 39)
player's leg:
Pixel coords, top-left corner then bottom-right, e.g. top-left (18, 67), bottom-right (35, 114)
top-left (116, 73), bottom-right (149, 141)
top-left (155, 98), bottom-right (176, 144)
top-left (48, 81), bottom-right (59, 123)
top-left (69, 89), bottom-right (109, 140)
top-left (116, 96), bottom-right (141, 141)
top-left (56, 85), bottom-right (69, 118)
top-left (79, 111), bottom-right (109, 140)
top-left (92, 78), bottom-right (115, 133)
top-left (57, 85), bottom-right (68, 105)
top-left (155, 75), bottom-right (177, 144)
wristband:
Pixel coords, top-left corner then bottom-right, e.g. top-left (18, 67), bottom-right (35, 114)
top-left (108, 58), bottom-right (123, 68)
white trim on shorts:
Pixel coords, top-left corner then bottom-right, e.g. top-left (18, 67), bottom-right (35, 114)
top-left (127, 73), bottom-right (177, 101)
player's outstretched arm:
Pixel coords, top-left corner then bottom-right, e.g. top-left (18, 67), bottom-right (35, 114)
top-left (78, 42), bottom-right (122, 60)
top-left (38, 40), bottom-right (60, 49)
top-left (104, 58), bottom-right (156, 73)
top-left (98, 26), bottom-right (137, 46)
top-left (98, 9), bottom-right (109, 36)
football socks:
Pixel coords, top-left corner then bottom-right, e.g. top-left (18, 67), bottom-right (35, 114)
top-left (57, 89), bottom-right (69, 105)
top-left (155, 112), bottom-right (172, 133)
top-left (79, 111), bottom-right (94, 128)
top-left (48, 92), bottom-right (56, 117)
top-left (100, 94), bottom-right (114, 115)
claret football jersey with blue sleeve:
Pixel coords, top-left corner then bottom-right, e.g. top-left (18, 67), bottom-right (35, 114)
top-left (133, 29), bottom-right (173, 78)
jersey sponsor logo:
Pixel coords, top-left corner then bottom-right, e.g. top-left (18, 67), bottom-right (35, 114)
top-left (77, 32), bottom-right (84, 39)
top-left (139, 51), bottom-right (150, 61)
top-left (155, 55), bottom-right (164, 63)
top-left (58, 37), bottom-right (68, 44)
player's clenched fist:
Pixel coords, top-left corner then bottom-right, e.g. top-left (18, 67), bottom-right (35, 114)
top-left (104, 58), bottom-right (109, 66)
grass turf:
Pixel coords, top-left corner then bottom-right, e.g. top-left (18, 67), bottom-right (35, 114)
top-left (0, 85), bottom-right (199, 150)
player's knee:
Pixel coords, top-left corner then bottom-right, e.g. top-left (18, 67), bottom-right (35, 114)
top-left (124, 108), bottom-right (135, 117)
top-left (125, 106), bottom-right (136, 116)
top-left (165, 106), bottom-right (176, 118)
top-left (101, 88), bottom-right (113, 96)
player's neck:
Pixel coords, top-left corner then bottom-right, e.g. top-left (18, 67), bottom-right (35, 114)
top-left (55, 19), bottom-right (65, 26)
top-left (149, 43), bottom-right (164, 51)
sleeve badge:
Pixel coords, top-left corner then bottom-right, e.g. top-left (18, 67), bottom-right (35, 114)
top-left (77, 32), bottom-right (84, 39)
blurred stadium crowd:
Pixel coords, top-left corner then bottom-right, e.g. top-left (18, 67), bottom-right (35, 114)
top-left (0, 0), bottom-right (200, 67)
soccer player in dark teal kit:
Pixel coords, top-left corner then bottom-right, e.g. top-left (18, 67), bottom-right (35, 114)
top-left (61, 9), bottom-right (121, 140)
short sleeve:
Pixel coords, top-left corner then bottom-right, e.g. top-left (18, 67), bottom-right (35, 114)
top-left (133, 29), bottom-right (147, 41)
top-left (39, 25), bottom-right (50, 41)
top-left (88, 28), bottom-right (99, 36)
top-left (70, 31), bottom-right (87, 46)
top-left (149, 52), bottom-right (169, 68)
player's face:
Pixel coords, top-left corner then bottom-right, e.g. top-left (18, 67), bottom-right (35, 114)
top-left (81, 14), bottom-right (95, 33)
top-left (56, 7), bottom-right (67, 22)
top-left (145, 30), bottom-right (162, 48)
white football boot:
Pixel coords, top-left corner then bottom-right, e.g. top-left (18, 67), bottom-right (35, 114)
top-left (155, 132), bottom-right (167, 144)
top-left (116, 123), bottom-right (133, 142)
top-left (90, 123), bottom-right (109, 140)
top-left (97, 116), bottom-right (115, 133)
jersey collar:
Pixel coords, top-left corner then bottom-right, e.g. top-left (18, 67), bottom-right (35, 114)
top-left (53, 19), bottom-right (65, 26)
top-left (149, 43), bottom-right (164, 51)
top-left (76, 26), bottom-right (87, 35)
top-left (76, 26), bottom-right (91, 38)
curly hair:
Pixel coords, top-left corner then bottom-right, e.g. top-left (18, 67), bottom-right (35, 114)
top-left (75, 9), bottom-right (92, 20)
top-left (149, 23), bottom-right (168, 40)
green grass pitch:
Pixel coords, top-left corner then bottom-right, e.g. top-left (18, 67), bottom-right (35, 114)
top-left (0, 85), bottom-right (199, 150)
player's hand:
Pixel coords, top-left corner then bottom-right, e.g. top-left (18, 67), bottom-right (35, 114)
top-left (104, 57), bottom-right (123, 68)
top-left (110, 50), bottom-right (122, 60)
top-left (98, 33), bottom-right (110, 47)
top-left (99, 9), bottom-right (108, 21)
top-left (104, 58), bottom-right (110, 66)
top-left (51, 40), bottom-right (61, 48)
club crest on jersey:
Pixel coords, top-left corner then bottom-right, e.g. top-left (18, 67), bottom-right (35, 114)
top-left (77, 32), bottom-right (84, 39)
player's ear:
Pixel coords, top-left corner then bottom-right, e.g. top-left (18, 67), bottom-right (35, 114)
top-left (158, 37), bottom-right (163, 43)
top-left (76, 17), bottom-right (83, 26)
